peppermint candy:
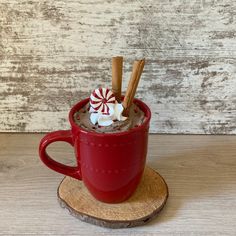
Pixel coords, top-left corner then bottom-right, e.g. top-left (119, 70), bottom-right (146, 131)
top-left (89, 88), bottom-right (116, 114)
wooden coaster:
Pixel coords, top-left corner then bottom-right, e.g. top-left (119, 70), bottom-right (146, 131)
top-left (58, 166), bottom-right (168, 228)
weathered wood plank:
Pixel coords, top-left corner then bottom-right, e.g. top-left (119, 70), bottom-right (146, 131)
top-left (0, 0), bottom-right (236, 133)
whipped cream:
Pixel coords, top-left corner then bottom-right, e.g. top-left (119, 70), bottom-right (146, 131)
top-left (89, 102), bottom-right (127, 126)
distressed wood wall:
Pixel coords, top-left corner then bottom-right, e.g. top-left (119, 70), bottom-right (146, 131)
top-left (0, 0), bottom-right (236, 133)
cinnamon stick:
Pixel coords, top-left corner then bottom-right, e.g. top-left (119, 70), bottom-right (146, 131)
top-left (122, 59), bottom-right (145, 116)
top-left (112, 56), bottom-right (123, 102)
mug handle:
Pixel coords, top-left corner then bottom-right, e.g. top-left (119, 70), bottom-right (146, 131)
top-left (39, 130), bottom-right (82, 180)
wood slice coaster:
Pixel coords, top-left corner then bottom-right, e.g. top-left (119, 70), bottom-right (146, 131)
top-left (58, 166), bottom-right (168, 228)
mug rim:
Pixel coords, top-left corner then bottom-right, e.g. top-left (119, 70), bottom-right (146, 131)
top-left (69, 97), bottom-right (151, 137)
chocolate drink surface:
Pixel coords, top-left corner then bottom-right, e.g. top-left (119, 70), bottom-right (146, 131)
top-left (73, 102), bottom-right (145, 133)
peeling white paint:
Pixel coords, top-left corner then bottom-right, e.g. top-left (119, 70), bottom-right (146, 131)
top-left (0, 0), bottom-right (236, 133)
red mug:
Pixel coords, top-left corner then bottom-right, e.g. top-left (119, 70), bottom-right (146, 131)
top-left (39, 98), bottom-right (151, 203)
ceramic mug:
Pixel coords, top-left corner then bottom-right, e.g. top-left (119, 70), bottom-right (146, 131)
top-left (39, 98), bottom-right (151, 203)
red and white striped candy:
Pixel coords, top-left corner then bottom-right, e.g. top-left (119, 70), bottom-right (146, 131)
top-left (90, 88), bottom-right (116, 114)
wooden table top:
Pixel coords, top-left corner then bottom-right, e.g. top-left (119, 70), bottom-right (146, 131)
top-left (0, 134), bottom-right (235, 235)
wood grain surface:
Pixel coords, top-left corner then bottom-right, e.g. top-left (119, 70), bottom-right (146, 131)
top-left (0, 133), bottom-right (235, 235)
top-left (0, 0), bottom-right (236, 133)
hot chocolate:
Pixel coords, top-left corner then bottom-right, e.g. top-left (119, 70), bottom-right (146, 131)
top-left (73, 102), bottom-right (145, 133)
